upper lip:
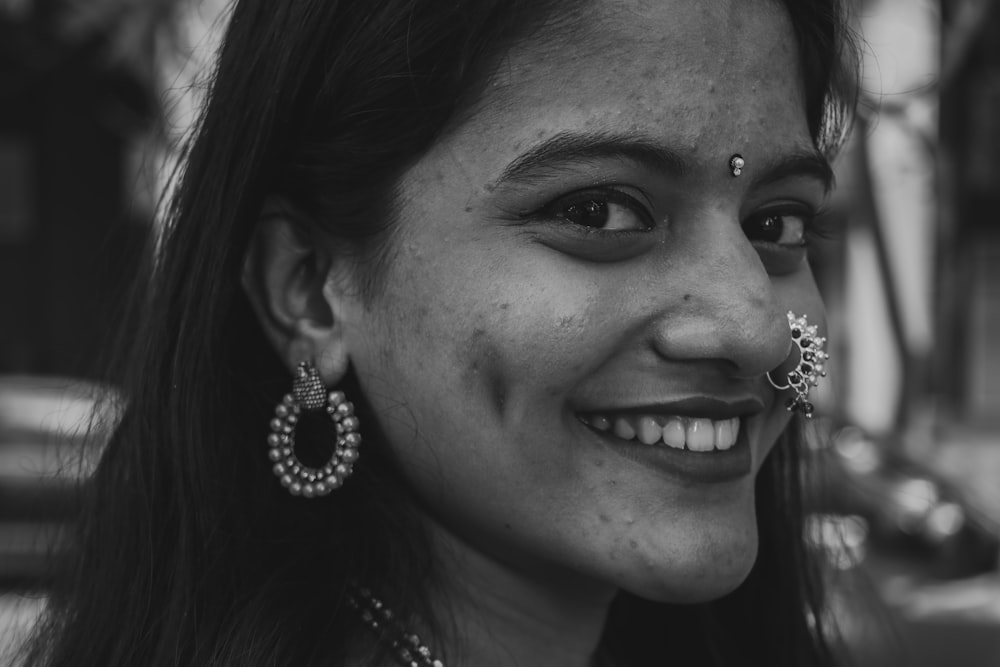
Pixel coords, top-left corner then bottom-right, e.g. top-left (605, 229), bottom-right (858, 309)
top-left (578, 396), bottom-right (766, 420)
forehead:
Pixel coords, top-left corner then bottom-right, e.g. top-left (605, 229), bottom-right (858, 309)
top-left (443, 0), bottom-right (810, 176)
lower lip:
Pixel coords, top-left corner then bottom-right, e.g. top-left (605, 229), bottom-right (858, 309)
top-left (579, 418), bottom-right (754, 484)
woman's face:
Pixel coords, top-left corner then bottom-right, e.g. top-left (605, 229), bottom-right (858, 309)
top-left (343, 0), bottom-right (828, 602)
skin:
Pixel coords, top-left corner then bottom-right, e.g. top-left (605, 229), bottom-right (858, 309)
top-left (251, 0), bottom-right (832, 664)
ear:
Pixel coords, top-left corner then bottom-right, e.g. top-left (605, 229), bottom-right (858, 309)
top-left (241, 200), bottom-right (353, 385)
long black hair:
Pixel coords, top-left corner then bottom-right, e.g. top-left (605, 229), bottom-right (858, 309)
top-left (19, 0), bottom-right (858, 664)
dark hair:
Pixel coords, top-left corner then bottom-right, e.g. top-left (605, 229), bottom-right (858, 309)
top-left (20, 0), bottom-right (857, 665)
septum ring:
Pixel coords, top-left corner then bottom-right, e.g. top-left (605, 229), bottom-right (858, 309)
top-left (766, 311), bottom-right (829, 418)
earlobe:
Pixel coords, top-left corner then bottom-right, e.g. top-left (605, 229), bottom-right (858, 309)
top-left (241, 204), bottom-right (352, 385)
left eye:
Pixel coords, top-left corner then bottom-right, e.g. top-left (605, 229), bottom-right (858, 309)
top-left (544, 190), bottom-right (653, 232)
top-left (742, 212), bottom-right (807, 247)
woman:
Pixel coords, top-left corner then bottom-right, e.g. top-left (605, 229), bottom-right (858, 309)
top-left (21, 0), bottom-right (857, 664)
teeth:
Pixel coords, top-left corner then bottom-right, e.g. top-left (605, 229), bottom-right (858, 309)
top-left (636, 416), bottom-right (663, 445)
top-left (590, 415), bottom-right (611, 432)
top-left (686, 418), bottom-right (714, 452)
top-left (593, 414), bottom-right (741, 452)
top-left (662, 418), bottom-right (686, 449)
top-left (715, 418), bottom-right (736, 450)
top-left (613, 418), bottom-right (636, 441)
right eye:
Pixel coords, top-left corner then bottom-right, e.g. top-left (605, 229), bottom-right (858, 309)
top-left (742, 212), bottom-right (807, 248)
top-left (541, 189), bottom-right (654, 232)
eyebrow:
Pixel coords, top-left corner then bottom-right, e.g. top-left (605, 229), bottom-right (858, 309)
top-left (496, 130), bottom-right (691, 186)
top-left (750, 150), bottom-right (835, 193)
top-left (493, 130), bottom-right (834, 192)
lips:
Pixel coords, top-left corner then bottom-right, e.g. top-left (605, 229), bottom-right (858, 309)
top-left (580, 414), bottom-right (739, 451)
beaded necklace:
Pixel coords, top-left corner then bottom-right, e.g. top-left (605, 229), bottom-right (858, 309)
top-left (348, 586), bottom-right (445, 667)
top-left (349, 586), bottom-right (616, 667)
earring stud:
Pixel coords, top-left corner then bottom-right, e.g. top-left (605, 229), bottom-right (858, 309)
top-left (766, 311), bottom-right (828, 418)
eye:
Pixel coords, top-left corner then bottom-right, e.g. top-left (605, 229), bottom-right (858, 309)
top-left (542, 189), bottom-right (654, 232)
top-left (742, 211), bottom-right (807, 247)
top-left (741, 208), bottom-right (817, 275)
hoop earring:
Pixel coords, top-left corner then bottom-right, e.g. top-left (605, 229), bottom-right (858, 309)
top-left (267, 361), bottom-right (361, 497)
top-left (766, 311), bottom-right (828, 419)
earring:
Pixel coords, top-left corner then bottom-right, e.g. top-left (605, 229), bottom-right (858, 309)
top-left (267, 361), bottom-right (361, 497)
top-left (766, 311), bottom-right (828, 418)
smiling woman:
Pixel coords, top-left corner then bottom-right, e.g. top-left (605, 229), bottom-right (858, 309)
top-left (17, 1), bottom-right (857, 666)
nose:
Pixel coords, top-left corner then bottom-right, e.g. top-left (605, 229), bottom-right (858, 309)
top-left (649, 213), bottom-right (793, 379)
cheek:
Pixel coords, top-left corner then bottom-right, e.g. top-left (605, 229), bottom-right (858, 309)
top-left (449, 314), bottom-right (591, 430)
top-left (417, 261), bottom-right (615, 414)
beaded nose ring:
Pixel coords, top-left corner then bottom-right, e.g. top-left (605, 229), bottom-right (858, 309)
top-left (766, 311), bottom-right (828, 418)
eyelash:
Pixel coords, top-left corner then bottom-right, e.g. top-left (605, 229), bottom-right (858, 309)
top-left (741, 206), bottom-right (825, 249)
top-left (528, 188), bottom-right (655, 235)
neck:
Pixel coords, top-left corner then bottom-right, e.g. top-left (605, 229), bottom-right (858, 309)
top-left (421, 521), bottom-right (616, 667)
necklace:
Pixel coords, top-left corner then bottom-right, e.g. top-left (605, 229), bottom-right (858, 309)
top-left (348, 585), bottom-right (445, 667)
top-left (349, 585), bottom-right (618, 667)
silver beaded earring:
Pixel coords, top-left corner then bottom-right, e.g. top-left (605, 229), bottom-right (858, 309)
top-left (766, 311), bottom-right (829, 419)
top-left (267, 361), bottom-right (361, 497)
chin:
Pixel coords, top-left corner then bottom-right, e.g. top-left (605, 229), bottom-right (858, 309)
top-left (620, 526), bottom-right (760, 604)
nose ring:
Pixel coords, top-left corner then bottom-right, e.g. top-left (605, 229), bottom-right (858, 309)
top-left (766, 311), bottom-right (828, 418)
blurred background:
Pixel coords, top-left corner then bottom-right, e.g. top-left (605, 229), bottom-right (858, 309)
top-left (0, 0), bottom-right (998, 664)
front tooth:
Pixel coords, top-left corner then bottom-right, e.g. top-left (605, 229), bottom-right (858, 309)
top-left (686, 418), bottom-right (714, 451)
top-left (636, 417), bottom-right (661, 445)
top-left (613, 417), bottom-right (636, 441)
top-left (590, 415), bottom-right (611, 432)
top-left (661, 418), bottom-right (686, 449)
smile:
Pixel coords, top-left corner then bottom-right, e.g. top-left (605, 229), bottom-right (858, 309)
top-left (580, 414), bottom-right (740, 451)
top-left (574, 398), bottom-right (761, 483)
